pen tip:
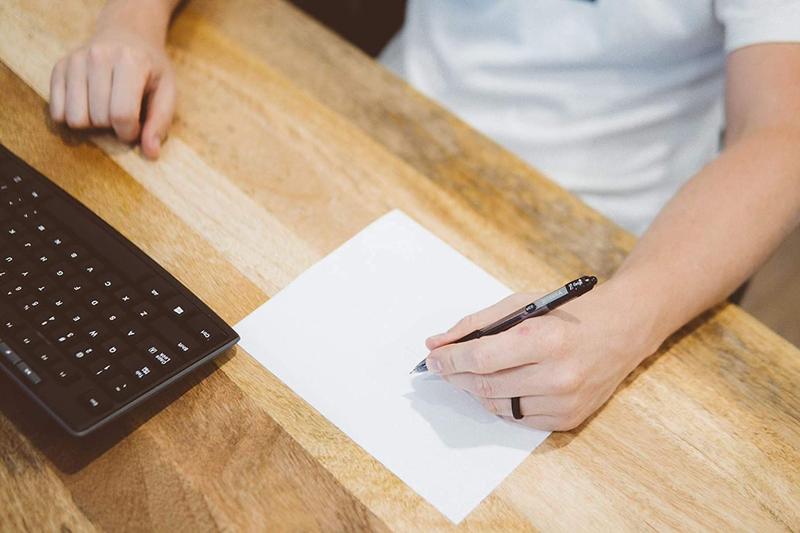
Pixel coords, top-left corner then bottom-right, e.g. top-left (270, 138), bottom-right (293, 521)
top-left (410, 360), bottom-right (428, 374)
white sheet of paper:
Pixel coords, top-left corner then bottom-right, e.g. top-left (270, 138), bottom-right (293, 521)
top-left (236, 210), bottom-right (550, 523)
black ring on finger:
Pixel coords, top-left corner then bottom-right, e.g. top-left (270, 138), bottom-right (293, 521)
top-left (511, 396), bottom-right (523, 419)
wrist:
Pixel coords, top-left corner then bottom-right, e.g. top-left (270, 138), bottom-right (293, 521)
top-left (598, 274), bottom-right (673, 360)
top-left (95, 0), bottom-right (176, 47)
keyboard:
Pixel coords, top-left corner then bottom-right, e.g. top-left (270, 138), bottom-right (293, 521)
top-left (0, 143), bottom-right (239, 436)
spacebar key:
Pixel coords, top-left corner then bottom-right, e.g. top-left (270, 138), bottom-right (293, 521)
top-left (41, 197), bottom-right (151, 281)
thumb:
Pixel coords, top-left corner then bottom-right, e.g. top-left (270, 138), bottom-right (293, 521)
top-left (141, 71), bottom-right (176, 159)
top-left (425, 292), bottom-right (538, 350)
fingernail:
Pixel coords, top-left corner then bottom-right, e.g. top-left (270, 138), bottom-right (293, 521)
top-left (427, 358), bottom-right (441, 373)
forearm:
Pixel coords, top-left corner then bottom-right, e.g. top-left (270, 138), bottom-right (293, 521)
top-left (610, 127), bottom-right (800, 351)
top-left (95, 0), bottom-right (182, 45)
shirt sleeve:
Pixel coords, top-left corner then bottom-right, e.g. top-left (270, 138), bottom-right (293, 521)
top-left (715, 0), bottom-right (800, 53)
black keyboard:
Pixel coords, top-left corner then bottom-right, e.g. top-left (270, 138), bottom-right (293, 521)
top-left (0, 143), bottom-right (239, 436)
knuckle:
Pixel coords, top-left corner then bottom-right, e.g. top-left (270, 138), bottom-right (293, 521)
top-left (117, 45), bottom-right (135, 61)
top-left (87, 44), bottom-right (109, 64)
top-left (118, 45), bottom-right (147, 67)
top-left (554, 366), bottom-right (583, 393)
top-left (67, 51), bottom-right (85, 70)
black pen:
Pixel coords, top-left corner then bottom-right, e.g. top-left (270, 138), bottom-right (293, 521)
top-left (409, 275), bottom-right (598, 374)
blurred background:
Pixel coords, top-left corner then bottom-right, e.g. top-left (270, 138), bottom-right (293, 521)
top-left (289, 0), bottom-right (800, 347)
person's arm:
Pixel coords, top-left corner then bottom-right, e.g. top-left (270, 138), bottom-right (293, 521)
top-left (49, 0), bottom-right (182, 159)
top-left (423, 43), bottom-right (800, 430)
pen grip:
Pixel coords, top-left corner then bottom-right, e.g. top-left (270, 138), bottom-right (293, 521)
top-left (453, 329), bottom-right (483, 344)
top-left (458, 304), bottom-right (549, 344)
top-left (481, 314), bottom-right (526, 337)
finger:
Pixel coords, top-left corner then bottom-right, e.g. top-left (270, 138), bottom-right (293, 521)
top-left (444, 363), bottom-right (561, 398)
top-left (64, 53), bottom-right (90, 128)
top-left (109, 55), bottom-right (149, 142)
top-left (478, 394), bottom-right (574, 418)
top-left (501, 415), bottom-right (565, 432)
top-left (87, 49), bottom-right (113, 128)
top-left (140, 71), bottom-right (176, 159)
top-left (50, 58), bottom-right (67, 122)
top-left (426, 293), bottom-right (535, 350)
top-left (428, 315), bottom-right (561, 375)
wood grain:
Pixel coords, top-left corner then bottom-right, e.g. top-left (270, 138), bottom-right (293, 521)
top-left (0, 1), bottom-right (798, 531)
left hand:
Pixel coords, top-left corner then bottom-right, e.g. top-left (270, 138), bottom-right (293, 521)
top-left (424, 282), bottom-right (660, 431)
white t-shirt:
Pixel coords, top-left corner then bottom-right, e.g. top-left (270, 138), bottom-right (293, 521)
top-left (381, 0), bottom-right (800, 234)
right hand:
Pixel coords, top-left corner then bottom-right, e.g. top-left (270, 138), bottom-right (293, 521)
top-left (49, 29), bottom-right (176, 159)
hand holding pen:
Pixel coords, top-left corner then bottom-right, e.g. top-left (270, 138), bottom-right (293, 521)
top-left (416, 276), bottom-right (657, 431)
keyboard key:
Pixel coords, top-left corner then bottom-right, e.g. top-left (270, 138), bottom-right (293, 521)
top-left (84, 322), bottom-right (105, 341)
top-left (50, 263), bottom-right (75, 279)
top-left (99, 273), bottom-right (122, 291)
top-left (31, 216), bottom-right (55, 235)
top-left (0, 342), bottom-right (21, 366)
top-left (120, 323), bottom-right (139, 341)
top-left (87, 358), bottom-right (114, 379)
top-left (67, 309), bottom-right (86, 325)
top-left (33, 311), bottom-right (58, 329)
top-left (69, 344), bottom-right (96, 362)
top-left (51, 326), bottom-right (78, 345)
top-left (150, 318), bottom-right (195, 356)
top-left (142, 277), bottom-right (173, 301)
top-left (106, 374), bottom-right (134, 400)
top-left (14, 262), bottom-right (34, 279)
top-left (85, 293), bottom-right (104, 309)
top-left (48, 291), bottom-right (69, 309)
top-left (15, 328), bottom-right (38, 347)
top-left (30, 345), bottom-right (59, 366)
top-left (164, 296), bottom-right (193, 319)
top-left (148, 349), bottom-right (175, 368)
top-left (104, 306), bottom-right (124, 324)
top-left (31, 277), bottom-right (55, 295)
top-left (1, 316), bottom-right (17, 332)
top-left (78, 389), bottom-right (109, 413)
top-left (34, 251), bottom-right (53, 265)
top-left (133, 302), bottom-right (155, 321)
top-left (129, 356), bottom-right (159, 386)
top-left (64, 246), bottom-right (87, 262)
top-left (2, 282), bottom-right (25, 299)
top-left (48, 234), bottom-right (69, 249)
top-left (113, 287), bottom-right (138, 306)
top-left (100, 337), bottom-right (127, 358)
top-left (52, 363), bottom-right (79, 385)
top-left (16, 295), bottom-right (41, 313)
top-left (187, 316), bottom-right (222, 344)
top-left (79, 260), bottom-right (103, 276)
top-left (16, 361), bottom-right (42, 385)
top-left (65, 276), bottom-right (88, 295)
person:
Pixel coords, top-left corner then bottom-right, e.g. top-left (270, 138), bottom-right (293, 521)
top-left (50, 0), bottom-right (800, 431)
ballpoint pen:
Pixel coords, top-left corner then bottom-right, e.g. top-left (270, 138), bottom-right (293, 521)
top-left (410, 275), bottom-right (597, 374)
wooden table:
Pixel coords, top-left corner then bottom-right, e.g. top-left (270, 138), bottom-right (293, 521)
top-left (1, 1), bottom-right (799, 530)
